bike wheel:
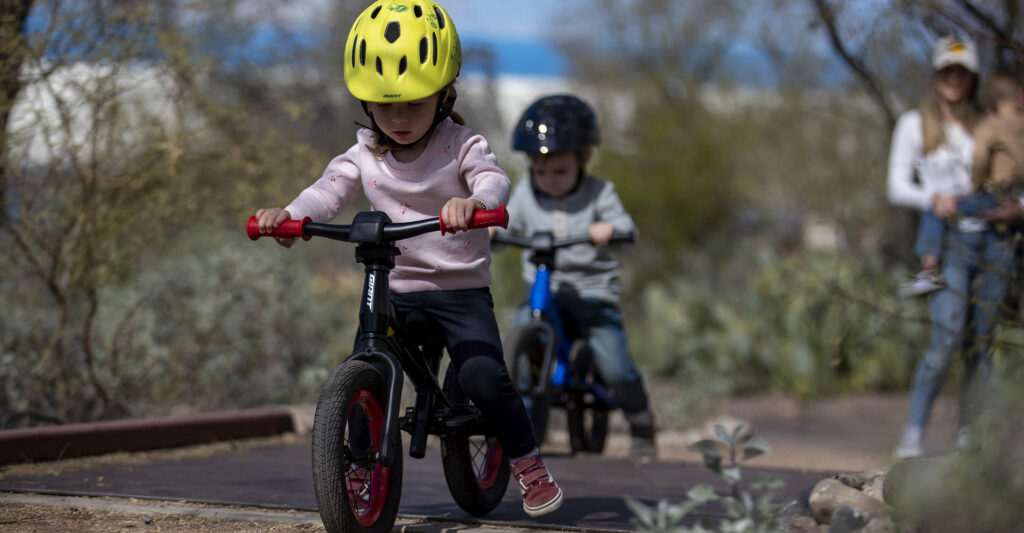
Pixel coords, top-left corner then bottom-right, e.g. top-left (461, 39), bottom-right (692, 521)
top-left (312, 360), bottom-right (403, 533)
top-left (439, 362), bottom-right (511, 516)
top-left (567, 341), bottom-right (610, 454)
top-left (503, 324), bottom-right (552, 445)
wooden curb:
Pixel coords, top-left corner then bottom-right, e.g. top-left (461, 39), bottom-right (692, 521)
top-left (0, 407), bottom-right (295, 466)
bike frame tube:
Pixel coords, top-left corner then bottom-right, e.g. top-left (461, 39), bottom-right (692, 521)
top-left (352, 242), bottom-right (449, 468)
top-left (529, 266), bottom-right (572, 387)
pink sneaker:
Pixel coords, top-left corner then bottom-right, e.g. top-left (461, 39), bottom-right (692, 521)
top-left (511, 455), bottom-right (563, 517)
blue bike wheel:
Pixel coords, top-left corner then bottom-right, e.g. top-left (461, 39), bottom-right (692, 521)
top-left (567, 341), bottom-right (610, 454)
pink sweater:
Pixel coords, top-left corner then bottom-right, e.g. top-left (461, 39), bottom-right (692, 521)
top-left (285, 119), bottom-right (511, 293)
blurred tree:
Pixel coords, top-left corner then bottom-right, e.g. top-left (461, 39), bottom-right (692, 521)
top-left (0, 0), bottom-right (363, 425)
top-left (811, 0), bottom-right (1024, 128)
top-left (0, 0), bottom-right (34, 226)
top-left (553, 0), bottom-right (902, 283)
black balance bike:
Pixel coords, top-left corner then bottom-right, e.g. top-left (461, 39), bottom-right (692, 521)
top-left (248, 207), bottom-right (511, 533)
top-left (491, 230), bottom-right (635, 454)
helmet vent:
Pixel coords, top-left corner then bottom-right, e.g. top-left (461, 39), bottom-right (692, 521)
top-left (432, 32), bottom-right (438, 65)
top-left (419, 37), bottom-right (428, 63)
top-left (370, 5), bottom-right (382, 19)
top-left (385, 21), bottom-right (401, 43)
top-left (351, 35), bottom-right (357, 68)
top-left (376, 57), bottom-right (383, 75)
top-left (414, 5), bottom-right (423, 17)
top-left (359, 39), bottom-right (366, 66)
top-left (433, 7), bottom-right (445, 29)
top-left (398, 56), bottom-right (407, 75)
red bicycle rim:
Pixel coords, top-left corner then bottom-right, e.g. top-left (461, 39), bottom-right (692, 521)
top-left (474, 438), bottom-right (503, 489)
top-left (347, 389), bottom-right (390, 527)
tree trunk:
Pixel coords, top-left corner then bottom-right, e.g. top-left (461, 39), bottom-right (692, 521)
top-left (0, 0), bottom-right (35, 226)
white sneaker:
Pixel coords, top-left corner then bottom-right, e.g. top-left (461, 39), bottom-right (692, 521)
top-left (956, 427), bottom-right (971, 450)
top-left (898, 270), bottom-right (945, 298)
top-left (893, 427), bottom-right (923, 459)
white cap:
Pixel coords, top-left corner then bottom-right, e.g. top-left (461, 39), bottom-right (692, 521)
top-left (931, 35), bottom-right (978, 73)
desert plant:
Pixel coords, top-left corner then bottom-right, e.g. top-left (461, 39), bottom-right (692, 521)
top-left (626, 424), bottom-right (782, 532)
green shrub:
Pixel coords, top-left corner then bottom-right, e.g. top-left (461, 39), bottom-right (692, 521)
top-left (627, 248), bottom-right (929, 405)
top-left (0, 229), bottom-right (360, 422)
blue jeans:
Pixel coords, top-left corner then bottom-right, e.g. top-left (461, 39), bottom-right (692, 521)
top-left (914, 192), bottom-right (1000, 260)
top-left (905, 226), bottom-right (1014, 432)
top-left (515, 290), bottom-right (649, 413)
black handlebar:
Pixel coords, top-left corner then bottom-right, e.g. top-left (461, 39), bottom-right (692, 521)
top-left (491, 230), bottom-right (636, 251)
top-left (248, 206), bottom-right (509, 244)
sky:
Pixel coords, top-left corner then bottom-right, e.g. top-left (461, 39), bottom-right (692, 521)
top-left (262, 0), bottom-right (577, 77)
top-left (442, 0), bottom-right (578, 77)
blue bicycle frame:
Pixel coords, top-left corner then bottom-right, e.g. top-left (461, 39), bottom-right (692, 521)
top-left (526, 257), bottom-right (615, 410)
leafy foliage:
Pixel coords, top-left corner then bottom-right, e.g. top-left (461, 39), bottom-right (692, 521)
top-left (627, 424), bottom-right (782, 532)
top-left (0, 230), bottom-right (360, 423)
top-left (624, 247), bottom-right (930, 426)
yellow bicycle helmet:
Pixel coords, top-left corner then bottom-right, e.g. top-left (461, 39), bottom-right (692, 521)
top-left (344, 0), bottom-right (462, 103)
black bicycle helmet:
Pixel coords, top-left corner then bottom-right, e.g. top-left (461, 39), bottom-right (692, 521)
top-left (512, 94), bottom-right (599, 154)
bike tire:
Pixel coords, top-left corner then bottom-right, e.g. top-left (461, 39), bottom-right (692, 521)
top-left (567, 341), bottom-right (610, 454)
top-left (439, 362), bottom-right (511, 516)
top-left (503, 324), bottom-right (552, 445)
top-left (312, 360), bottom-right (403, 533)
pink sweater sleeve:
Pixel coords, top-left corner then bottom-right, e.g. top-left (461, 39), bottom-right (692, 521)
top-left (457, 133), bottom-right (511, 209)
top-left (284, 144), bottom-right (363, 223)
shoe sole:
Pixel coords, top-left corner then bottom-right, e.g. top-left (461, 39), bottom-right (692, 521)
top-left (898, 287), bottom-right (943, 298)
top-left (892, 448), bottom-right (923, 460)
top-left (523, 488), bottom-right (563, 518)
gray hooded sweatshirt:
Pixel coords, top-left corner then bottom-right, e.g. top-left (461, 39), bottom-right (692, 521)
top-left (495, 174), bottom-right (637, 304)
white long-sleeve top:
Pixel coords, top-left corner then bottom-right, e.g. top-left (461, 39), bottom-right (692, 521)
top-left (886, 110), bottom-right (974, 212)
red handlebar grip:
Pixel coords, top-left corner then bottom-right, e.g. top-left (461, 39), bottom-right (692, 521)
top-left (246, 216), bottom-right (312, 241)
top-left (470, 205), bottom-right (509, 230)
top-left (439, 205), bottom-right (509, 235)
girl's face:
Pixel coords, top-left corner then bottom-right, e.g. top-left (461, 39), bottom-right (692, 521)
top-left (367, 92), bottom-right (441, 145)
top-left (529, 152), bottom-right (582, 197)
top-left (934, 65), bottom-right (975, 104)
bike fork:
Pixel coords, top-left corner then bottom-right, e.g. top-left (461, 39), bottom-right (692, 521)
top-left (350, 346), bottom-right (404, 468)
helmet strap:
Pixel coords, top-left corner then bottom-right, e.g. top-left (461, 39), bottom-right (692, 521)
top-left (359, 85), bottom-right (458, 150)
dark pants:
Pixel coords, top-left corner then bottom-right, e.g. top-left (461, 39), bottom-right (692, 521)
top-left (350, 288), bottom-right (537, 459)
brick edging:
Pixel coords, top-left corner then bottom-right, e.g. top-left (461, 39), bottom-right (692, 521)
top-left (0, 407), bottom-right (295, 466)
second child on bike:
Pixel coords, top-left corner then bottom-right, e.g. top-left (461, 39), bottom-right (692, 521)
top-left (493, 94), bottom-right (657, 459)
top-left (253, 0), bottom-right (563, 518)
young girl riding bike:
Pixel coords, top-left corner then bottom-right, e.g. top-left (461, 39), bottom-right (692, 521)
top-left (253, 0), bottom-right (563, 518)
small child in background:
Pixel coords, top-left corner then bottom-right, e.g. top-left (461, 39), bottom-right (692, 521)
top-left (969, 72), bottom-right (1024, 208)
top-left (494, 95), bottom-right (657, 459)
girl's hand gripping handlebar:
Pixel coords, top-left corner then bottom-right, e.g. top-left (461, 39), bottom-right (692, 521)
top-left (440, 204), bottom-right (508, 235)
top-left (247, 216), bottom-right (312, 241)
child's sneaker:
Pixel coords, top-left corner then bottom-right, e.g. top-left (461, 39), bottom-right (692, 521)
top-left (893, 427), bottom-right (923, 460)
top-left (955, 427), bottom-right (971, 450)
top-left (898, 270), bottom-right (945, 298)
top-left (511, 455), bottom-right (563, 517)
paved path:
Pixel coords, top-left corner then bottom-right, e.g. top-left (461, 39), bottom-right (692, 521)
top-left (0, 434), bottom-right (831, 531)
